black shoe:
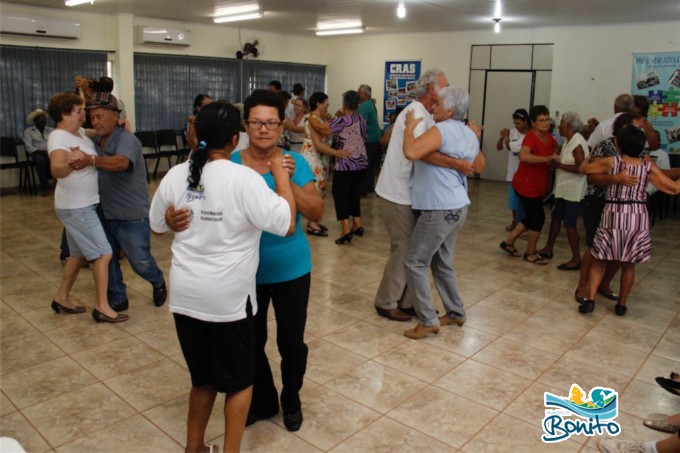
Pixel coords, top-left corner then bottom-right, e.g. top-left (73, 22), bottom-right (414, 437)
top-left (283, 410), bottom-right (303, 432)
top-left (110, 299), bottom-right (129, 312)
top-left (351, 226), bottom-right (365, 237)
top-left (400, 307), bottom-right (417, 317)
top-left (578, 299), bottom-right (595, 314)
top-left (335, 232), bottom-right (352, 245)
top-left (615, 304), bottom-right (627, 316)
top-left (153, 283), bottom-right (167, 307)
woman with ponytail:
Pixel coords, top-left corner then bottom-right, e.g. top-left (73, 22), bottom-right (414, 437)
top-left (149, 102), bottom-right (296, 453)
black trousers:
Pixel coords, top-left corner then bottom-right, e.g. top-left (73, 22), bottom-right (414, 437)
top-left (250, 273), bottom-right (310, 416)
top-left (332, 169), bottom-right (366, 221)
top-left (357, 141), bottom-right (380, 195)
top-left (518, 193), bottom-right (546, 232)
top-left (31, 150), bottom-right (51, 191)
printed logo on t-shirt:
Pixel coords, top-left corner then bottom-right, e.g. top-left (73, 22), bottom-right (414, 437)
top-left (185, 184), bottom-right (206, 202)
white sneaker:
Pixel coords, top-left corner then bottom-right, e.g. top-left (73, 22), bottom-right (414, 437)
top-left (597, 437), bottom-right (647, 453)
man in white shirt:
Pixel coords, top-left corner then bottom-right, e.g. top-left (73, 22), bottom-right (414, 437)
top-left (374, 68), bottom-right (474, 322)
top-left (586, 94), bottom-right (634, 148)
top-left (22, 109), bottom-right (54, 196)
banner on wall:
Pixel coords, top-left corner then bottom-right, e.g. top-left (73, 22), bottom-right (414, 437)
top-left (631, 52), bottom-right (680, 153)
top-left (383, 60), bottom-right (421, 123)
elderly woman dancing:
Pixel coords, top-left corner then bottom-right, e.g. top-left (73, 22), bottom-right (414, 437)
top-left (47, 92), bottom-right (126, 324)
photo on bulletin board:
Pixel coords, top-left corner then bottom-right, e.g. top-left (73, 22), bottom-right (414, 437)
top-left (631, 52), bottom-right (680, 153)
top-left (383, 60), bottom-right (421, 122)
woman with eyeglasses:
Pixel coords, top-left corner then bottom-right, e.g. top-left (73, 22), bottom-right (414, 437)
top-left (300, 92), bottom-right (351, 236)
top-left (150, 102), bottom-right (296, 452)
top-left (499, 105), bottom-right (560, 264)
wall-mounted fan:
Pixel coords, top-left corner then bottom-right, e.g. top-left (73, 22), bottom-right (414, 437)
top-left (236, 37), bottom-right (264, 59)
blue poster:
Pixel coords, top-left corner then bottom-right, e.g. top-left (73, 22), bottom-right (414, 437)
top-left (631, 52), bottom-right (680, 153)
top-left (383, 60), bottom-right (421, 123)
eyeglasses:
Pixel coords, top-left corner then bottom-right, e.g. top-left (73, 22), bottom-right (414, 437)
top-left (246, 120), bottom-right (282, 130)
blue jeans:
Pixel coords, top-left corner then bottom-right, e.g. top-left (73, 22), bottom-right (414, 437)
top-left (404, 207), bottom-right (468, 327)
top-left (102, 217), bottom-right (165, 305)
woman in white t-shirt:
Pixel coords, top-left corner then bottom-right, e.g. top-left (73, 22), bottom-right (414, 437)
top-left (496, 108), bottom-right (529, 231)
top-left (47, 92), bottom-right (126, 324)
top-left (537, 112), bottom-right (589, 270)
top-left (149, 102), bottom-right (296, 453)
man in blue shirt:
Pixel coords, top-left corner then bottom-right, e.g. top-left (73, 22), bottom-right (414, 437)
top-left (72, 93), bottom-right (166, 311)
top-left (401, 86), bottom-right (485, 339)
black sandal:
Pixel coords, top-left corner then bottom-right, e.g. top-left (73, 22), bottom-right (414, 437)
top-left (306, 226), bottom-right (328, 237)
top-left (499, 241), bottom-right (520, 257)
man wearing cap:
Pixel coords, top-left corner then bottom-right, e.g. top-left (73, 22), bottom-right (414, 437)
top-left (23, 109), bottom-right (54, 196)
top-left (70, 92), bottom-right (166, 312)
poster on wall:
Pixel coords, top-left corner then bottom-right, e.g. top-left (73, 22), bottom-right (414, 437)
top-left (631, 52), bottom-right (680, 154)
top-left (384, 60), bottom-right (421, 123)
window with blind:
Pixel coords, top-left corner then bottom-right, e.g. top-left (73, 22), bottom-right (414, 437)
top-left (0, 45), bottom-right (107, 139)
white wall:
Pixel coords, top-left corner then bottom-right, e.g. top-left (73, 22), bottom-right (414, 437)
top-left (324, 22), bottom-right (680, 125)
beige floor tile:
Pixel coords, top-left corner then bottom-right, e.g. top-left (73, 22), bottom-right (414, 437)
top-left (103, 358), bottom-right (190, 412)
top-left (462, 305), bottom-right (526, 336)
top-left (1, 286), bottom-right (63, 314)
top-left (240, 420), bottom-right (322, 452)
top-left (529, 299), bottom-right (605, 336)
top-left (287, 386), bottom-right (380, 451)
top-left (72, 336), bottom-right (165, 380)
top-left (475, 288), bottom-right (550, 317)
top-left (0, 312), bottom-right (40, 342)
top-left (609, 302), bottom-right (677, 332)
top-left (20, 306), bottom-right (87, 333)
top-left (325, 361), bottom-right (425, 413)
top-left (56, 414), bottom-right (181, 452)
top-left (634, 353), bottom-right (680, 385)
top-left (2, 356), bottom-right (96, 409)
top-left (323, 321), bottom-right (407, 359)
top-left (434, 359), bottom-right (532, 411)
top-left (651, 332), bottom-right (680, 362)
top-left (538, 356), bottom-right (631, 396)
top-left (419, 325), bottom-right (497, 358)
top-left (611, 412), bottom-right (669, 445)
top-left (0, 411), bottom-right (52, 452)
top-left (503, 381), bottom-right (563, 428)
top-left (305, 338), bottom-right (367, 385)
top-left (44, 322), bottom-right (129, 355)
top-left (135, 324), bottom-right (183, 357)
top-left (620, 379), bottom-right (680, 419)
top-left (564, 336), bottom-right (650, 378)
top-left (329, 416), bottom-right (452, 452)
top-left (461, 413), bottom-right (581, 452)
top-left (374, 340), bottom-right (465, 383)
top-left (472, 338), bottom-right (559, 380)
top-left (502, 317), bottom-right (582, 355)
top-left (316, 290), bottom-right (375, 320)
top-left (22, 383), bottom-right (135, 447)
top-left (0, 391), bottom-right (17, 416)
top-left (1, 332), bottom-right (65, 377)
top-left (115, 303), bottom-right (175, 335)
top-left (388, 386), bottom-right (497, 448)
top-left (143, 393), bottom-right (225, 445)
top-left (304, 306), bottom-right (359, 338)
top-left (583, 316), bottom-right (663, 354)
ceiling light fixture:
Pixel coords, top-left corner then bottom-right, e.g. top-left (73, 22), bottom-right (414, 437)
top-left (493, 18), bottom-right (501, 33)
top-left (65, 0), bottom-right (93, 6)
top-left (315, 27), bottom-right (365, 36)
top-left (494, 0), bottom-right (502, 20)
top-left (316, 20), bottom-right (363, 30)
top-left (213, 11), bottom-right (263, 23)
top-left (397, 1), bottom-right (406, 19)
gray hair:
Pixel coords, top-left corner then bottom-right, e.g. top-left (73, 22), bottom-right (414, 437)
top-left (414, 68), bottom-right (445, 99)
top-left (561, 111), bottom-right (583, 132)
top-left (614, 94), bottom-right (634, 113)
top-left (358, 84), bottom-right (372, 97)
top-left (439, 86), bottom-right (469, 120)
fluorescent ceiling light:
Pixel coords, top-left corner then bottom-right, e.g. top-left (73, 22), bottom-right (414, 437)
top-left (65, 0), bottom-right (93, 5)
top-left (214, 3), bottom-right (260, 16)
top-left (316, 20), bottom-right (363, 30)
top-left (494, 0), bottom-right (502, 20)
top-left (213, 12), bottom-right (263, 23)
top-left (316, 27), bottom-right (365, 36)
top-left (397, 2), bottom-right (406, 19)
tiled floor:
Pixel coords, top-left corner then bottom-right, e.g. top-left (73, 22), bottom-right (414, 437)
top-left (1, 179), bottom-right (679, 452)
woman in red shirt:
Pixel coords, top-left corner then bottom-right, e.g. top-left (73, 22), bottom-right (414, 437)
top-left (500, 105), bottom-right (559, 264)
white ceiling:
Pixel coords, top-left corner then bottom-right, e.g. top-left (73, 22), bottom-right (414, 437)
top-left (9, 0), bottom-right (680, 36)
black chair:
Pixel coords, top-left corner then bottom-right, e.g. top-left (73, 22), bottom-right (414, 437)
top-left (1, 136), bottom-right (34, 193)
top-left (176, 132), bottom-right (190, 164)
top-left (134, 131), bottom-right (159, 182)
top-left (155, 129), bottom-right (182, 178)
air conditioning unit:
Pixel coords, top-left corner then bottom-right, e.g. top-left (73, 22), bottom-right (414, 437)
top-left (138, 27), bottom-right (191, 46)
top-left (0, 14), bottom-right (81, 39)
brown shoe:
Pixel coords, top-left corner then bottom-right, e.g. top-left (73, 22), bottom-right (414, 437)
top-left (404, 323), bottom-right (440, 339)
top-left (375, 306), bottom-right (412, 322)
top-left (439, 315), bottom-right (466, 327)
